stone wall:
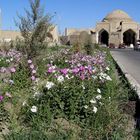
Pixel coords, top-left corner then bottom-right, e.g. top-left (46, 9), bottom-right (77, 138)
top-left (0, 25), bottom-right (59, 45)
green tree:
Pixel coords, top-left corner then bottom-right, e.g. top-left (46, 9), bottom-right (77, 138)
top-left (16, 0), bottom-right (53, 58)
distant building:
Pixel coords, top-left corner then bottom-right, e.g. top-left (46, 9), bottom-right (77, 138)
top-left (0, 30), bottom-right (21, 42)
top-left (65, 10), bottom-right (140, 47)
top-left (0, 26), bottom-right (59, 46)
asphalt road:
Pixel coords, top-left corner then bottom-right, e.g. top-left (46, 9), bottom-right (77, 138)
top-left (111, 49), bottom-right (140, 84)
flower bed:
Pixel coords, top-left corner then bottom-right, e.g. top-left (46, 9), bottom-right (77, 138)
top-left (0, 47), bottom-right (130, 139)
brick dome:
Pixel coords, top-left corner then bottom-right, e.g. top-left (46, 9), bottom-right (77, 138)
top-left (103, 10), bottom-right (132, 22)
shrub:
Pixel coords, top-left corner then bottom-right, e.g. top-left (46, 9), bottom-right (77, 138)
top-left (16, 0), bottom-right (53, 58)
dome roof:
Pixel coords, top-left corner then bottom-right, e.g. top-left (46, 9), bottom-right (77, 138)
top-left (103, 10), bottom-right (132, 22)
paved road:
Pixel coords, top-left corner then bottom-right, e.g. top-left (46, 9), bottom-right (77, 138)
top-left (111, 49), bottom-right (140, 84)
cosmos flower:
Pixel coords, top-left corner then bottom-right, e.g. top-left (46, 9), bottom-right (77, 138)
top-left (57, 75), bottom-right (64, 83)
top-left (45, 81), bottom-right (55, 90)
top-left (28, 59), bottom-right (32, 64)
top-left (106, 67), bottom-right (110, 71)
top-left (5, 92), bottom-right (12, 98)
top-left (9, 80), bottom-right (14, 85)
top-left (60, 68), bottom-right (69, 75)
top-left (31, 75), bottom-right (36, 81)
top-left (31, 106), bottom-right (38, 113)
top-left (97, 88), bottom-right (101, 93)
top-left (32, 69), bottom-right (37, 74)
top-left (10, 67), bottom-right (16, 73)
top-left (96, 95), bottom-right (102, 100)
top-left (90, 99), bottom-right (97, 104)
top-left (22, 101), bottom-right (27, 106)
top-left (82, 84), bottom-right (85, 90)
top-left (0, 95), bottom-right (4, 102)
top-left (0, 67), bottom-right (7, 73)
top-left (106, 75), bottom-right (112, 81)
top-left (93, 106), bottom-right (98, 113)
top-left (84, 105), bottom-right (88, 109)
top-left (30, 64), bottom-right (34, 69)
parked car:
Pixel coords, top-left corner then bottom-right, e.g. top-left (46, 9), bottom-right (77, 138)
top-left (118, 43), bottom-right (126, 49)
top-left (134, 40), bottom-right (140, 51)
top-left (109, 43), bottom-right (115, 48)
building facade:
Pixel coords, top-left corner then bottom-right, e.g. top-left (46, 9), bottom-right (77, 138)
top-left (0, 26), bottom-right (59, 46)
top-left (65, 10), bottom-right (140, 47)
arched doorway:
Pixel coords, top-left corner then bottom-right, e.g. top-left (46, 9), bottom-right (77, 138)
top-left (99, 29), bottom-right (109, 46)
top-left (123, 29), bottom-right (136, 46)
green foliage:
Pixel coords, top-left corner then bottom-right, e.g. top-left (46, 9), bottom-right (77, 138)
top-left (0, 47), bottom-right (134, 139)
top-left (9, 62), bottom-right (31, 91)
top-left (84, 43), bottom-right (93, 55)
top-left (72, 41), bottom-right (81, 53)
top-left (0, 57), bottom-right (10, 67)
top-left (4, 129), bottom-right (77, 140)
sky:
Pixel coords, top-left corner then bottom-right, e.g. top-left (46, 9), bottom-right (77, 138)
top-left (0, 0), bottom-right (140, 34)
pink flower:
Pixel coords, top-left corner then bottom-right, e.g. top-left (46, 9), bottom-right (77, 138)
top-left (9, 79), bottom-right (14, 85)
top-left (31, 75), bottom-right (36, 81)
top-left (5, 92), bottom-right (12, 98)
top-left (79, 66), bottom-right (85, 71)
top-left (28, 59), bottom-right (32, 64)
top-left (0, 96), bottom-right (4, 102)
top-left (80, 74), bottom-right (85, 80)
top-left (60, 68), bottom-right (69, 75)
top-left (72, 68), bottom-right (79, 74)
top-left (48, 68), bottom-right (53, 73)
top-left (32, 69), bottom-right (36, 74)
top-left (30, 64), bottom-right (34, 69)
top-left (10, 67), bottom-right (16, 73)
top-left (47, 66), bottom-right (56, 73)
top-left (0, 67), bottom-right (7, 73)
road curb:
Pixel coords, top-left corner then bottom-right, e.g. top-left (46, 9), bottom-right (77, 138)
top-left (111, 52), bottom-right (140, 98)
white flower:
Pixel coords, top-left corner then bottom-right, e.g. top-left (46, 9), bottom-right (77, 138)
top-left (32, 86), bottom-right (37, 91)
top-left (6, 59), bottom-right (10, 63)
top-left (65, 74), bottom-right (70, 79)
top-left (82, 84), bottom-right (85, 90)
top-left (22, 101), bottom-right (27, 106)
top-left (90, 99), bottom-right (96, 104)
top-left (96, 95), bottom-right (102, 100)
top-left (35, 78), bottom-right (40, 84)
top-left (77, 63), bottom-right (81, 67)
top-left (31, 106), bottom-right (37, 113)
top-left (99, 102), bottom-right (103, 105)
top-left (45, 81), bottom-right (55, 90)
top-left (92, 68), bottom-right (96, 73)
top-left (84, 105), bottom-right (88, 109)
top-left (106, 75), bottom-right (112, 81)
top-left (106, 67), bottom-right (110, 71)
top-left (51, 66), bottom-right (56, 69)
top-left (93, 106), bottom-right (98, 113)
top-left (99, 76), bottom-right (103, 80)
top-left (57, 75), bottom-right (64, 83)
top-left (10, 58), bottom-right (14, 61)
top-left (70, 76), bottom-right (74, 79)
top-left (33, 91), bottom-right (42, 98)
top-left (97, 88), bottom-right (101, 93)
top-left (50, 60), bottom-right (53, 64)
